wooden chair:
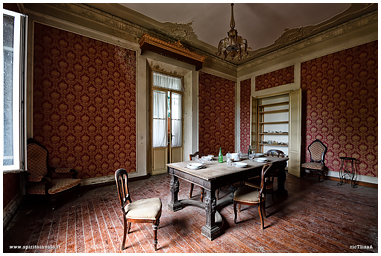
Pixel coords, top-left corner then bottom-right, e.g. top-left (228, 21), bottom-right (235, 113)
top-left (189, 152), bottom-right (205, 201)
top-left (233, 163), bottom-right (273, 229)
top-left (115, 168), bottom-right (162, 251)
top-left (244, 149), bottom-right (284, 205)
top-left (301, 139), bottom-right (327, 182)
top-left (26, 138), bottom-right (81, 210)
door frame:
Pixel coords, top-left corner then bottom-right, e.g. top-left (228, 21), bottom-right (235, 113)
top-left (149, 69), bottom-right (184, 175)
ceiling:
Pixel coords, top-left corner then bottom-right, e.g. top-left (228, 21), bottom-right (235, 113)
top-left (89, 3), bottom-right (376, 65)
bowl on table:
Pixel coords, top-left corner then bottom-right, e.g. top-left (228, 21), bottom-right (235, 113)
top-left (233, 162), bottom-right (247, 168)
top-left (187, 163), bottom-right (203, 169)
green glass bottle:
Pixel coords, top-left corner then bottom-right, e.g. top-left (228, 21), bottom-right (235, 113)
top-left (218, 147), bottom-right (223, 163)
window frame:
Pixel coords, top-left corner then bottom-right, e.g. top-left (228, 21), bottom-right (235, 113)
top-left (2, 9), bottom-right (27, 172)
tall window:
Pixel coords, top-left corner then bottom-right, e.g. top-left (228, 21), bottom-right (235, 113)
top-left (2, 10), bottom-right (27, 171)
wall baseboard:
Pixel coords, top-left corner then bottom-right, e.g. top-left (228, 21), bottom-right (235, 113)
top-left (3, 192), bottom-right (23, 230)
top-left (304, 170), bottom-right (378, 188)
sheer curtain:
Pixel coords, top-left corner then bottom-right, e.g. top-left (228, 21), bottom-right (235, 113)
top-left (153, 72), bottom-right (182, 91)
top-left (153, 90), bottom-right (167, 148)
top-left (171, 93), bottom-right (182, 147)
top-left (152, 72), bottom-right (182, 148)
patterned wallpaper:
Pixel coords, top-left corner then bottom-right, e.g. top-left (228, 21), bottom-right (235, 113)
top-left (240, 79), bottom-right (251, 153)
top-left (256, 65), bottom-right (294, 91)
top-left (301, 41), bottom-right (378, 177)
top-left (199, 72), bottom-right (235, 156)
top-left (33, 23), bottom-right (136, 179)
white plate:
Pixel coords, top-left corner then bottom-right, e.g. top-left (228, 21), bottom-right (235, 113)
top-left (254, 153), bottom-right (265, 157)
top-left (233, 162), bottom-right (247, 168)
top-left (256, 158), bottom-right (268, 162)
top-left (187, 163), bottom-right (203, 169)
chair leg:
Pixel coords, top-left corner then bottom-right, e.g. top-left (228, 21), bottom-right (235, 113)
top-left (200, 188), bottom-right (204, 202)
top-left (216, 188), bottom-right (219, 200)
top-left (121, 217), bottom-right (127, 250)
top-left (189, 183), bottom-right (194, 198)
top-left (153, 219), bottom-right (160, 251)
top-left (259, 203), bottom-right (264, 230)
top-left (233, 201), bottom-right (238, 224)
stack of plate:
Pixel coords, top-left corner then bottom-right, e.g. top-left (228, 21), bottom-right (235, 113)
top-left (187, 163), bottom-right (203, 169)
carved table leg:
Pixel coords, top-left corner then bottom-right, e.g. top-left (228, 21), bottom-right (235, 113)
top-left (168, 170), bottom-right (183, 212)
top-left (201, 189), bottom-right (220, 240)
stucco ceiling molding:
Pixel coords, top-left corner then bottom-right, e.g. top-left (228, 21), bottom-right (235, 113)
top-left (158, 21), bottom-right (198, 44)
top-left (50, 3), bottom-right (148, 43)
top-left (47, 3), bottom-right (235, 73)
top-left (238, 10), bottom-right (378, 72)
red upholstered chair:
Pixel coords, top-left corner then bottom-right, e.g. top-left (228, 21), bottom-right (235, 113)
top-left (301, 139), bottom-right (328, 182)
top-left (26, 138), bottom-right (81, 209)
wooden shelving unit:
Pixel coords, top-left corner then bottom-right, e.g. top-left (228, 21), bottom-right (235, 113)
top-left (256, 98), bottom-right (289, 153)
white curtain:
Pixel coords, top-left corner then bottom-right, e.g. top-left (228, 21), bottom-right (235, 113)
top-left (153, 90), bottom-right (167, 148)
top-left (171, 93), bottom-right (182, 147)
top-left (153, 72), bottom-right (182, 91)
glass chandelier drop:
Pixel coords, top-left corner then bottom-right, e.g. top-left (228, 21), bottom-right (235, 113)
top-left (216, 3), bottom-right (249, 61)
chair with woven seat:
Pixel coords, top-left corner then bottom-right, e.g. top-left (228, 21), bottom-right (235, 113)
top-left (115, 168), bottom-right (162, 251)
top-left (26, 138), bottom-right (81, 210)
top-left (233, 163), bottom-right (273, 229)
top-left (301, 139), bottom-right (328, 182)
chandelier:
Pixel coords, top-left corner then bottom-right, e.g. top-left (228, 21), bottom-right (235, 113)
top-left (216, 3), bottom-right (249, 61)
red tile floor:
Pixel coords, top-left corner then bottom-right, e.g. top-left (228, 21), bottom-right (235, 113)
top-left (3, 173), bottom-right (378, 253)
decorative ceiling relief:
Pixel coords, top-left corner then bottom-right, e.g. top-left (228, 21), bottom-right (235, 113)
top-left (158, 21), bottom-right (198, 44)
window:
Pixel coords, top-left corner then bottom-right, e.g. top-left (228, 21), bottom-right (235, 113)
top-left (2, 9), bottom-right (27, 172)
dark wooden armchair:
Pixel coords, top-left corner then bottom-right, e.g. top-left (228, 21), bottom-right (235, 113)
top-left (26, 138), bottom-right (81, 210)
top-left (301, 139), bottom-right (327, 182)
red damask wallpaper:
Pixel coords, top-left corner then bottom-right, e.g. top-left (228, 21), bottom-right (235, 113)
top-left (240, 79), bottom-right (251, 153)
top-left (33, 23), bottom-right (136, 179)
top-left (256, 65), bottom-right (294, 91)
top-left (301, 41), bottom-right (377, 177)
top-left (199, 72), bottom-right (235, 155)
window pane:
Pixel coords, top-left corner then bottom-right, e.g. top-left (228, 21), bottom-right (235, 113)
top-left (3, 14), bottom-right (15, 166)
top-left (153, 91), bottom-right (167, 147)
top-left (171, 93), bottom-right (182, 147)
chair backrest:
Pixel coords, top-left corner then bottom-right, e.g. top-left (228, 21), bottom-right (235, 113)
top-left (266, 149), bottom-right (285, 158)
top-left (27, 139), bottom-right (49, 177)
top-left (308, 139), bottom-right (327, 163)
top-left (259, 163), bottom-right (273, 196)
top-left (189, 151), bottom-right (201, 161)
top-left (115, 168), bottom-right (132, 210)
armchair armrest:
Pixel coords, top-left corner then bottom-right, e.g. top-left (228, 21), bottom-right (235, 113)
top-left (49, 168), bottom-right (78, 179)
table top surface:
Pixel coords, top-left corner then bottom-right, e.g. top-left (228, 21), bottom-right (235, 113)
top-left (167, 156), bottom-right (288, 181)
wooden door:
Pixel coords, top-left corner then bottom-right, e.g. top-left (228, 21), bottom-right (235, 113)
top-left (288, 89), bottom-right (302, 177)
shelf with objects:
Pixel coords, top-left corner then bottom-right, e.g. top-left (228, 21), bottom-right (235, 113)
top-left (255, 94), bottom-right (289, 156)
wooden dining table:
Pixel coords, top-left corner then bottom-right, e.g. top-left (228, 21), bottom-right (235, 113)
top-left (167, 155), bottom-right (288, 240)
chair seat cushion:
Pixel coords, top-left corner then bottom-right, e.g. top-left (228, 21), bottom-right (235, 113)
top-left (125, 198), bottom-right (162, 220)
top-left (234, 186), bottom-right (263, 204)
top-left (301, 162), bottom-right (324, 170)
top-left (27, 178), bottom-right (81, 195)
